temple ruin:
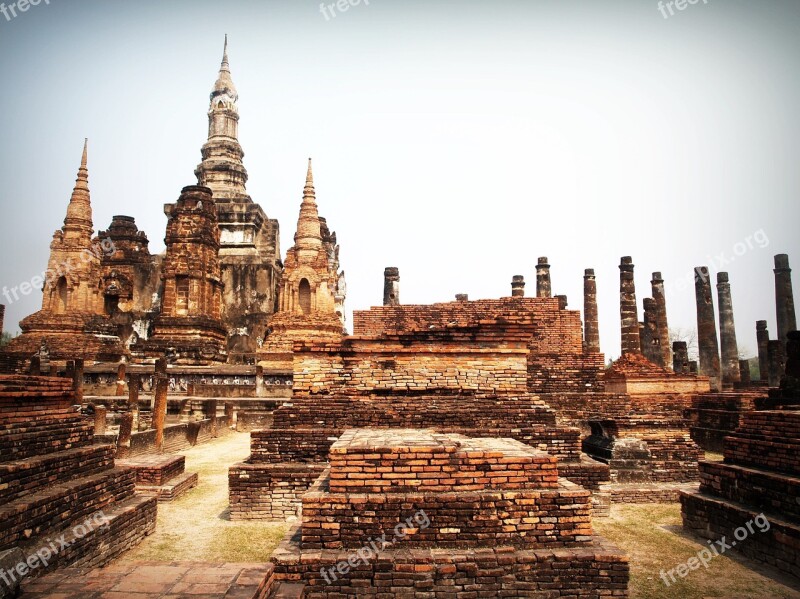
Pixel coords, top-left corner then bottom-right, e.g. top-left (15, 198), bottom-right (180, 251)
top-left (0, 36), bottom-right (797, 599)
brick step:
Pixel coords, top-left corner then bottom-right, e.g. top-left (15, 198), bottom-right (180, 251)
top-left (136, 470), bottom-right (198, 502)
top-left (0, 466), bottom-right (137, 550)
top-left (15, 494), bottom-right (157, 580)
top-left (699, 461), bottom-right (800, 523)
top-left (115, 454), bottom-right (186, 486)
top-left (0, 444), bottom-right (116, 503)
top-left (0, 416), bottom-right (93, 461)
top-left (681, 489), bottom-right (800, 581)
top-left (723, 434), bottom-right (800, 477)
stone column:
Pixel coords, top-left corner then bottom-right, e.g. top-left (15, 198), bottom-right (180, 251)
top-left (94, 405), bottom-right (107, 436)
top-left (128, 373), bottom-right (140, 430)
top-left (556, 294), bottom-right (568, 309)
top-left (455, 294), bottom-right (469, 302)
top-left (716, 272), bottom-right (740, 385)
top-left (536, 257), bottom-right (551, 298)
top-left (767, 340), bottom-right (785, 388)
top-left (774, 254), bottom-right (797, 345)
top-left (256, 365), bottom-right (265, 398)
top-left (511, 275), bottom-right (525, 297)
top-left (115, 363), bottom-right (127, 397)
top-left (738, 359), bottom-right (751, 385)
top-left (694, 266), bottom-right (721, 391)
top-left (225, 402), bottom-right (235, 431)
top-left (583, 269), bottom-right (600, 353)
top-left (118, 412), bottom-right (133, 456)
top-left (756, 321), bottom-right (770, 382)
top-left (72, 358), bottom-right (84, 403)
top-left (208, 399), bottom-right (218, 438)
top-left (641, 298), bottom-right (661, 364)
top-left (0, 304), bottom-right (4, 337)
top-left (619, 257), bottom-right (641, 355)
top-left (383, 267), bottom-right (400, 306)
top-left (651, 272), bottom-right (672, 368)
top-left (689, 361), bottom-right (698, 374)
top-left (672, 341), bottom-right (689, 374)
top-left (153, 358), bottom-right (169, 453)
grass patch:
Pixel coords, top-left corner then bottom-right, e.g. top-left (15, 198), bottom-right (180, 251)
top-left (595, 504), bottom-right (800, 598)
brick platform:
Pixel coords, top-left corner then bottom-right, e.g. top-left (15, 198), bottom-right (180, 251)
top-left (268, 429), bottom-right (629, 597)
top-left (116, 454), bottom-right (199, 502)
top-left (0, 374), bottom-right (156, 593)
top-left (230, 394), bottom-right (610, 521)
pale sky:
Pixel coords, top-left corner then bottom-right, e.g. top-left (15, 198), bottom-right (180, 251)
top-left (1, 0), bottom-right (798, 359)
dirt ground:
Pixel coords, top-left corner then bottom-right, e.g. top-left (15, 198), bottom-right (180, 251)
top-left (118, 433), bottom-right (800, 598)
top-left (119, 431), bottom-right (288, 563)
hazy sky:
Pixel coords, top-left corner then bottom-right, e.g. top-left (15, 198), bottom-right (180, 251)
top-left (1, 0), bottom-right (798, 359)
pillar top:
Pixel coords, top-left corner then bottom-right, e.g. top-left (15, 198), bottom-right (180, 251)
top-left (717, 272), bottom-right (729, 283)
top-left (584, 268), bottom-right (595, 277)
top-left (756, 320), bottom-right (768, 330)
top-left (775, 254), bottom-right (791, 270)
top-left (652, 271), bottom-right (663, 281)
top-left (537, 257), bottom-right (549, 266)
top-left (384, 267), bottom-right (400, 277)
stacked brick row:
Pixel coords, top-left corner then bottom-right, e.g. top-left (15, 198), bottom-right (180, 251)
top-left (270, 429), bottom-right (628, 597)
top-left (681, 396), bottom-right (800, 580)
top-left (0, 374), bottom-right (156, 594)
top-left (351, 298), bottom-right (606, 394)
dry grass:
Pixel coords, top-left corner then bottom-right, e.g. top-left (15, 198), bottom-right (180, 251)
top-left (594, 504), bottom-right (800, 599)
top-left (119, 431), bottom-right (288, 563)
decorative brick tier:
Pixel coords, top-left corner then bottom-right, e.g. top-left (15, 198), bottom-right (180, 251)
top-left (268, 429), bottom-right (628, 597)
top-left (327, 429), bottom-right (559, 493)
top-left (0, 374), bottom-right (156, 588)
top-left (115, 454), bottom-right (199, 503)
top-left (682, 404), bottom-right (800, 581)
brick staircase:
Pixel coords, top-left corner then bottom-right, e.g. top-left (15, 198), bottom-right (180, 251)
top-left (0, 375), bottom-right (157, 597)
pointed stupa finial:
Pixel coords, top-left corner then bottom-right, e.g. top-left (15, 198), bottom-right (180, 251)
top-left (303, 157), bottom-right (316, 203)
top-left (81, 138), bottom-right (88, 168)
top-left (221, 34), bottom-right (229, 71)
top-left (212, 35), bottom-right (237, 99)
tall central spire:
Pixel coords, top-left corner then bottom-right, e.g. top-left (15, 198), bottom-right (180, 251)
top-left (63, 138), bottom-right (94, 241)
top-left (195, 35), bottom-right (250, 203)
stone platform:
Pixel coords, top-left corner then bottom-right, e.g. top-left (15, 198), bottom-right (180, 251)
top-left (20, 561), bottom-right (277, 598)
top-left (116, 454), bottom-right (199, 502)
top-left (268, 428), bottom-right (629, 597)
